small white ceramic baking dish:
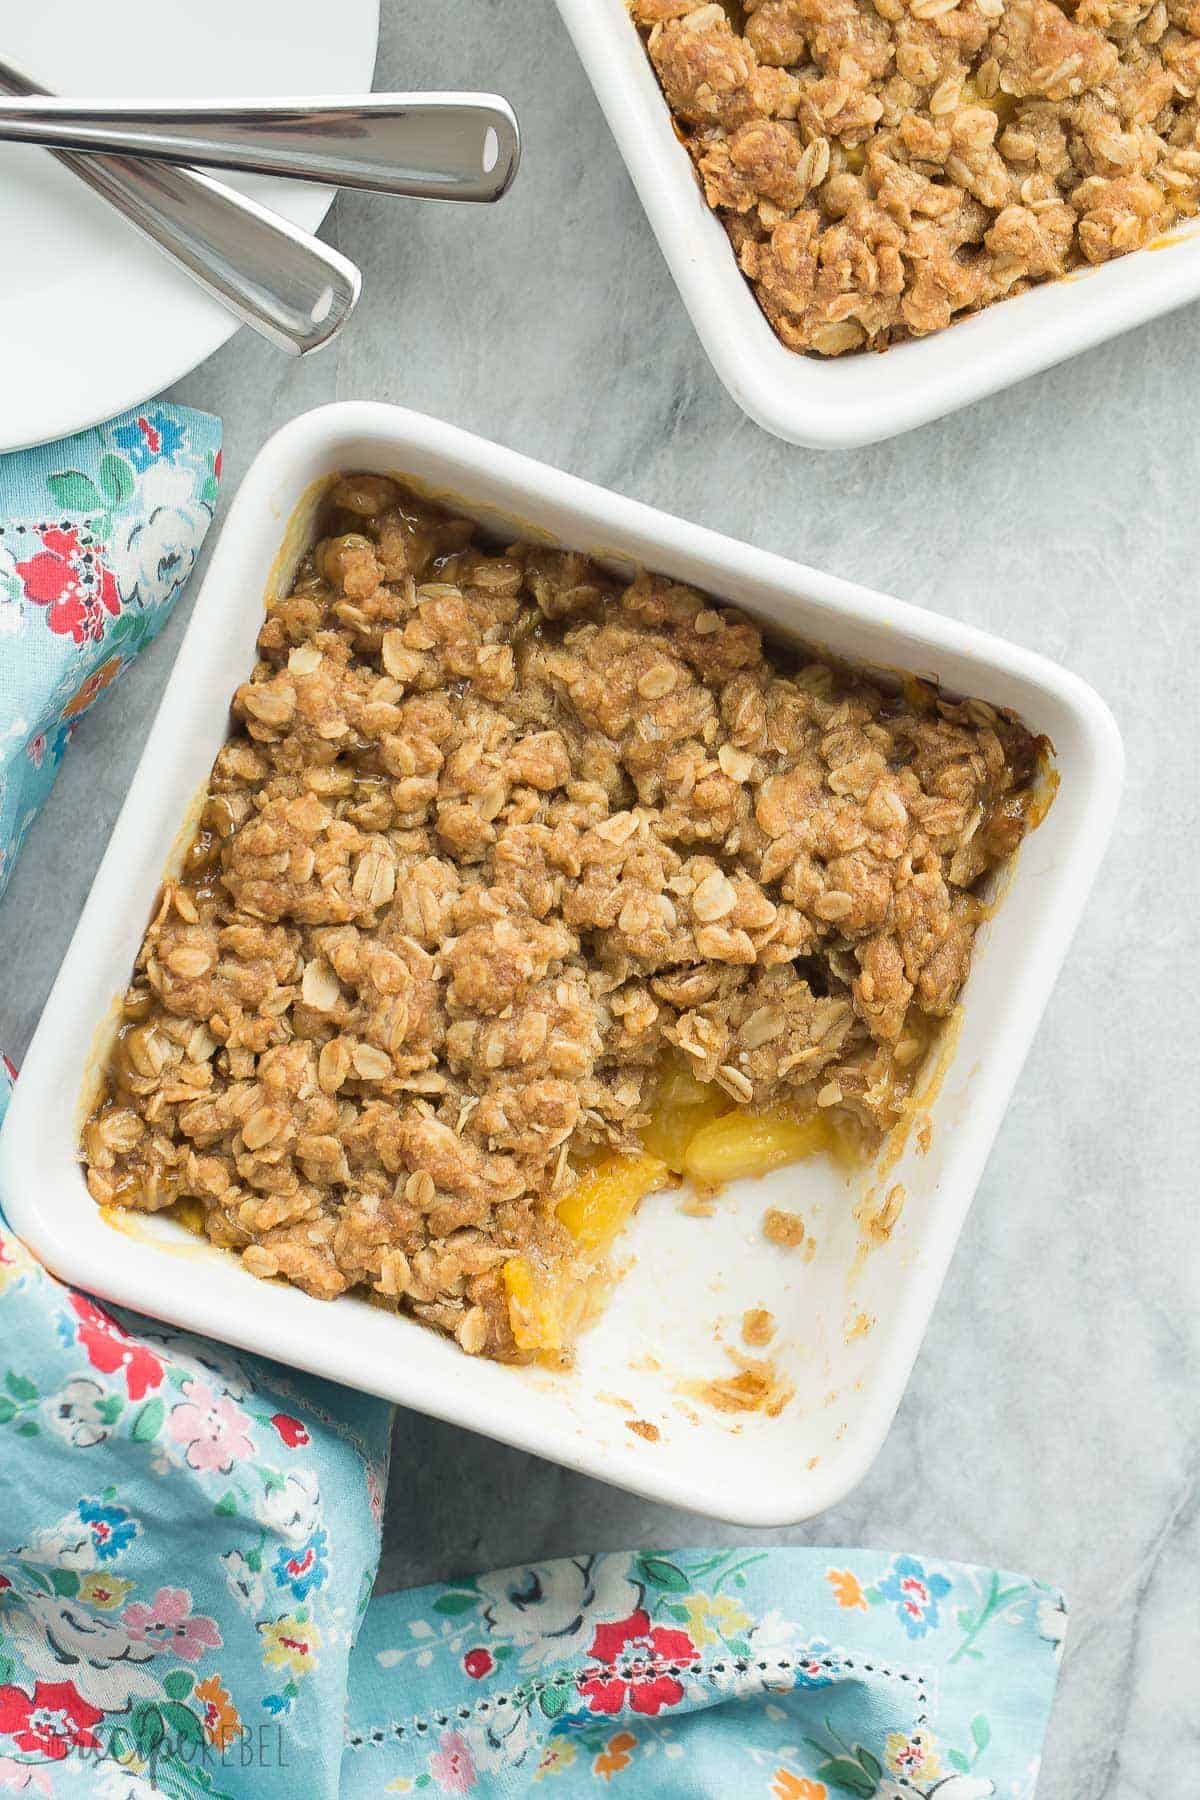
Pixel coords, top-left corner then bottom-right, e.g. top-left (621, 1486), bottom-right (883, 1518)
top-left (0, 402), bottom-right (1121, 1524)
top-left (554, 0), bottom-right (1200, 449)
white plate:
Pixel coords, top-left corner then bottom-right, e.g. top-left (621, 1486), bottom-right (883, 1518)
top-left (0, 403), bottom-right (1122, 1525)
top-left (555, 0), bottom-right (1200, 448)
top-left (0, 0), bottom-right (379, 452)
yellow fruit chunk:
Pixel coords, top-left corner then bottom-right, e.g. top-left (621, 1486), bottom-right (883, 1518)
top-left (503, 1155), bottom-right (670, 1354)
top-left (501, 1256), bottom-right (574, 1354)
top-left (171, 1196), bottom-right (207, 1237)
top-left (555, 1153), bottom-right (672, 1255)
top-left (683, 1109), bottom-right (833, 1187)
top-left (821, 1112), bottom-right (868, 1172)
top-left (639, 1058), bottom-right (732, 1172)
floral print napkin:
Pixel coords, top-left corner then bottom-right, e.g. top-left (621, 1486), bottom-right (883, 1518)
top-left (0, 413), bottom-right (1067, 1797)
top-left (0, 1068), bottom-right (1065, 1800)
top-left (0, 405), bottom-right (221, 901)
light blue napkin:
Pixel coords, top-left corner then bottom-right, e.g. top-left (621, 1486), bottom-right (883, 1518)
top-left (0, 416), bottom-right (1067, 1798)
top-left (0, 404), bottom-right (221, 900)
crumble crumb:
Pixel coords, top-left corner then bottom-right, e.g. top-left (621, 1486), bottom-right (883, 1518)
top-left (763, 1206), bottom-right (807, 1246)
top-left (860, 1180), bottom-right (907, 1244)
top-left (689, 1349), bottom-right (796, 1415)
top-left (742, 1306), bottom-right (777, 1345)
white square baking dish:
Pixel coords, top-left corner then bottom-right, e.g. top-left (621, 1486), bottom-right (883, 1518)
top-left (0, 402), bottom-right (1122, 1524)
top-left (554, 0), bottom-right (1200, 449)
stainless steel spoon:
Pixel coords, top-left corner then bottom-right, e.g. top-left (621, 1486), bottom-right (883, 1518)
top-left (0, 93), bottom-right (521, 201)
top-left (0, 57), bottom-right (360, 357)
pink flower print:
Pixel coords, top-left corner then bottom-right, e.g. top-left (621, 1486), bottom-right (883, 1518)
top-left (122, 1588), bottom-right (221, 1663)
top-left (168, 1378), bottom-right (255, 1473)
top-left (429, 1729), bottom-right (477, 1794)
top-left (26, 735), bottom-right (46, 770)
top-left (0, 1753), bottom-right (54, 1793)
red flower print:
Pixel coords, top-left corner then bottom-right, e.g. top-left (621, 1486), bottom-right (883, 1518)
top-left (68, 1293), bottom-right (164, 1401)
top-left (2, 1055), bottom-right (17, 1082)
top-left (214, 449), bottom-right (223, 481)
top-left (16, 526), bottom-right (120, 645)
top-left (0, 1574), bottom-right (10, 1592)
top-left (0, 1680), bottom-right (104, 1760)
top-left (463, 1647), bottom-right (494, 1680)
top-left (577, 1610), bottom-right (697, 1717)
top-left (270, 1412), bottom-right (310, 1449)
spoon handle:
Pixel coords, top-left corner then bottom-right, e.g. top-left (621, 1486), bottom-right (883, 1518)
top-left (0, 93), bottom-right (521, 201)
top-left (0, 59), bottom-right (360, 357)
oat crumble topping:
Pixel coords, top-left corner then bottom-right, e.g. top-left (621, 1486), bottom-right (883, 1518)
top-left (632, 0), bottom-right (1200, 352)
top-left (82, 475), bottom-right (1044, 1361)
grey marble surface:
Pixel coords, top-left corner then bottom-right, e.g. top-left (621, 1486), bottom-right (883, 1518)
top-left (2, 2), bottom-right (1198, 1793)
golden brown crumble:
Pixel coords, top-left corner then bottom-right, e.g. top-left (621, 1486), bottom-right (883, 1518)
top-left (82, 475), bottom-right (1043, 1362)
top-left (631, 0), bottom-right (1200, 351)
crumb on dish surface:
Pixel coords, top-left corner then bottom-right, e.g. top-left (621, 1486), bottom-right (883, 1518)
top-left (859, 1179), bottom-right (907, 1243)
top-left (763, 1204), bottom-right (808, 1245)
top-left (686, 1347), bottom-right (797, 1415)
top-left (742, 1304), bottom-right (777, 1343)
top-left (631, 0), bottom-right (1200, 353)
top-left (82, 474), bottom-right (1045, 1364)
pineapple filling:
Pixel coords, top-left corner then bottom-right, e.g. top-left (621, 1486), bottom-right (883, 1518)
top-left (499, 1053), bottom-right (867, 1360)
